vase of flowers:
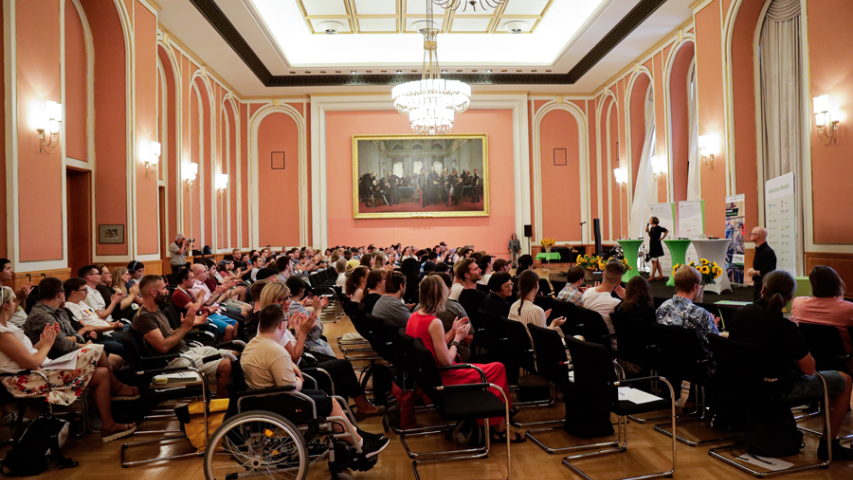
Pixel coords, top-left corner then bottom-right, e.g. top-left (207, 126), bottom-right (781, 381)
top-left (672, 259), bottom-right (722, 302)
top-left (540, 238), bottom-right (555, 253)
top-left (577, 254), bottom-right (600, 281)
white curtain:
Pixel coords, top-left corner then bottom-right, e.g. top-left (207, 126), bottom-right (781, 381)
top-left (759, 0), bottom-right (803, 180)
top-left (686, 60), bottom-right (702, 201)
top-left (629, 84), bottom-right (658, 239)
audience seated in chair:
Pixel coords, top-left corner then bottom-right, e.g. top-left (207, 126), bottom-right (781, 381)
top-left (615, 276), bottom-right (657, 323)
top-left (477, 255), bottom-right (494, 287)
top-left (285, 276), bottom-right (333, 358)
top-left (372, 271), bottom-right (414, 328)
top-left (430, 273), bottom-right (473, 361)
top-left (241, 304), bottom-right (389, 459)
top-left (508, 271), bottom-right (567, 358)
top-left (482, 272), bottom-right (513, 318)
top-left (125, 261), bottom-right (145, 291)
top-left (449, 258), bottom-right (481, 302)
top-left (656, 265), bottom-right (720, 358)
top-left (0, 286), bottom-right (138, 442)
top-left (359, 269), bottom-right (386, 314)
top-left (132, 275), bottom-right (234, 398)
top-left (190, 264), bottom-right (250, 321)
top-left (792, 265), bottom-right (853, 372)
top-left (582, 260), bottom-right (626, 349)
top-left (0, 259), bottom-right (31, 328)
top-left (345, 266), bottom-right (369, 303)
top-left (257, 281), bottom-right (382, 418)
top-left (405, 275), bottom-right (523, 442)
top-left (63, 278), bottom-right (128, 359)
top-left (729, 270), bottom-right (853, 460)
top-left (171, 269), bottom-right (236, 342)
top-left (556, 266), bottom-right (587, 307)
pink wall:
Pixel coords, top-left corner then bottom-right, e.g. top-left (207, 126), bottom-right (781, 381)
top-left (695, 0), bottom-right (727, 238)
top-left (134, 2), bottom-right (158, 255)
top-left (0, 5), bottom-right (6, 258)
top-left (587, 99), bottom-right (598, 236)
top-left (83, 0), bottom-right (128, 256)
top-left (64, 3), bottom-right (87, 162)
top-left (16, 1), bottom-right (63, 262)
top-left (325, 110), bottom-right (515, 256)
top-left (189, 83), bottom-right (201, 243)
top-left (157, 46), bottom-right (178, 251)
top-left (227, 101), bottom-right (238, 249)
top-left (629, 73), bottom-right (651, 188)
top-left (653, 51), bottom-right (667, 203)
top-left (539, 109), bottom-right (582, 241)
top-left (257, 112), bottom-right (300, 246)
top-left (807, 0), bottom-right (853, 244)
top-left (669, 42), bottom-right (694, 206)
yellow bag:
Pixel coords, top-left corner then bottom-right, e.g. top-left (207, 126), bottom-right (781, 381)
top-left (175, 398), bottom-right (229, 451)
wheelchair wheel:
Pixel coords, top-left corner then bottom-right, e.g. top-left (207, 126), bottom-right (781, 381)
top-left (204, 411), bottom-right (308, 480)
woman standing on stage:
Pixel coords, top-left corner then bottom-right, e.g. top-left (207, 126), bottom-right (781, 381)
top-left (646, 216), bottom-right (668, 281)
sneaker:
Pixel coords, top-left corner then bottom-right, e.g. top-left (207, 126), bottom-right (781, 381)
top-left (360, 436), bottom-right (390, 459)
top-left (817, 439), bottom-right (853, 461)
top-left (357, 428), bottom-right (384, 441)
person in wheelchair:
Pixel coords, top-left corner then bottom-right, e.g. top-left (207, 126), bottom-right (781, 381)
top-left (242, 304), bottom-right (389, 458)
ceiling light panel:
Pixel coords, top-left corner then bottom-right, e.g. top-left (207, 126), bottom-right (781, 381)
top-left (450, 18), bottom-right (492, 32)
top-left (310, 18), bottom-right (352, 33)
top-left (358, 18), bottom-right (398, 33)
top-left (353, 0), bottom-right (397, 15)
top-left (502, 0), bottom-right (550, 15)
top-left (301, 0), bottom-right (347, 16)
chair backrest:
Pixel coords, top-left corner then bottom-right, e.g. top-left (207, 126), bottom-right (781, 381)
top-left (538, 278), bottom-right (552, 296)
top-left (571, 306), bottom-right (612, 350)
top-left (707, 334), bottom-right (770, 390)
top-left (610, 311), bottom-right (658, 367)
top-left (162, 302), bottom-right (182, 330)
top-left (652, 323), bottom-right (710, 382)
top-left (458, 289), bottom-right (486, 323)
top-left (119, 329), bottom-right (148, 371)
top-left (563, 335), bottom-right (616, 402)
top-left (397, 329), bottom-right (421, 383)
top-left (497, 317), bottom-right (536, 373)
top-left (364, 313), bottom-right (395, 362)
top-left (527, 324), bottom-right (571, 385)
top-left (411, 337), bottom-right (444, 398)
top-left (798, 323), bottom-right (850, 372)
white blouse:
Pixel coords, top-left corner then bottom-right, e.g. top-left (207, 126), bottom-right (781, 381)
top-left (0, 322), bottom-right (38, 374)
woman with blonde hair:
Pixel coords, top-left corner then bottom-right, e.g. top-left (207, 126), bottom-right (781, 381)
top-left (258, 282), bottom-right (382, 418)
top-left (111, 266), bottom-right (141, 312)
top-left (405, 275), bottom-right (522, 441)
top-left (0, 286), bottom-right (136, 442)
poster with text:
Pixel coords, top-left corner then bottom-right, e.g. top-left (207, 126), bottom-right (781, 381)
top-left (648, 203), bottom-right (676, 275)
top-left (764, 172), bottom-right (797, 276)
top-left (678, 200), bottom-right (705, 265)
top-left (725, 194), bottom-right (746, 284)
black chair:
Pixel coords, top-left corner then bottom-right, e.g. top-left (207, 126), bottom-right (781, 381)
top-left (798, 322), bottom-right (852, 373)
top-left (495, 318), bottom-right (556, 415)
top-left (611, 311), bottom-right (659, 370)
top-left (551, 279), bottom-right (567, 295)
top-left (561, 336), bottom-right (677, 480)
top-left (475, 283), bottom-right (490, 294)
top-left (707, 334), bottom-right (832, 477)
top-left (363, 313), bottom-right (395, 363)
top-left (399, 336), bottom-right (511, 480)
top-left (651, 323), bottom-right (738, 446)
top-left (524, 324), bottom-right (576, 452)
top-left (561, 304), bottom-right (613, 352)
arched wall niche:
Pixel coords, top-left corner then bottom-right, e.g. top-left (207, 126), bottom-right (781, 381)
top-left (191, 73), bottom-right (214, 250)
top-left (665, 39), bottom-right (696, 207)
top-left (626, 70), bottom-right (652, 190)
top-left (157, 42), bottom-right (180, 250)
top-left (596, 92), bottom-right (618, 241)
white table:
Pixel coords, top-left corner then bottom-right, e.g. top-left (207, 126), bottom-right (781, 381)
top-left (691, 239), bottom-right (732, 295)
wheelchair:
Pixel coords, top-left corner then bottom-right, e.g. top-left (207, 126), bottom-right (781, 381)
top-left (203, 361), bottom-right (376, 480)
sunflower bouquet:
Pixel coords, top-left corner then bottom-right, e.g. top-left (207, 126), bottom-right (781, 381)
top-left (672, 258), bottom-right (723, 285)
top-left (540, 238), bottom-right (556, 248)
top-left (577, 254), bottom-right (600, 271)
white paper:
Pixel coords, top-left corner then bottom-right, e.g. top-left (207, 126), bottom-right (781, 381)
top-left (42, 350), bottom-right (80, 371)
top-left (678, 200), bottom-right (704, 264)
top-left (734, 453), bottom-right (795, 471)
top-left (617, 387), bottom-right (662, 405)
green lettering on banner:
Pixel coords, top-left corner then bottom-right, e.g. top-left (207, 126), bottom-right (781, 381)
top-left (768, 184), bottom-right (790, 194)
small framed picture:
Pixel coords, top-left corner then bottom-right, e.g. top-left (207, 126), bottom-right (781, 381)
top-left (271, 151), bottom-right (285, 170)
top-left (553, 148), bottom-right (567, 166)
top-left (98, 224), bottom-right (124, 244)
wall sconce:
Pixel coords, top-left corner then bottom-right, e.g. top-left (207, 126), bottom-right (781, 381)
top-left (145, 141), bottom-right (161, 179)
top-left (698, 134), bottom-right (718, 169)
top-left (813, 95), bottom-right (840, 145)
top-left (37, 101), bottom-right (62, 153)
top-left (184, 163), bottom-right (198, 190)
top-left (613, 167), bottom-right (628, 189)
top-left (651, 155), bottom-right (667, 180)
top-left (215, 173), bottom-right (229, 197)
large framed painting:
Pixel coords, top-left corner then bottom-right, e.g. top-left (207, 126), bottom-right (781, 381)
top-left (352, 134), bottom-right (489, 219)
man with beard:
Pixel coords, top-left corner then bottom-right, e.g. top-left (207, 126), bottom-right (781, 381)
top-left (132, 275), bottom-right (234, 398)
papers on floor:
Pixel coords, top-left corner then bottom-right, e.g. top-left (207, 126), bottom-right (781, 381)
top-left (735, 453), bottom-right (794, 471)
top-left (42, 350), bottom-right (80, 371)
top-left (618, 387), bottom-right (663, 404)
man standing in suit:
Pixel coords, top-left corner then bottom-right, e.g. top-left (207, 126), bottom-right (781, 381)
top-left (427, 166), bottom-right (440, 206)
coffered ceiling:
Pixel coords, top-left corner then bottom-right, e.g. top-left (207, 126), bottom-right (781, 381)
top-left (156, 0), bottom-right (695, 97)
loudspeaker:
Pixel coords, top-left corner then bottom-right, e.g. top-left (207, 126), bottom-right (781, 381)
top-left (593, 219), bottom-right (602, 256)
top-left (524, 224), bottom-right (533, 238)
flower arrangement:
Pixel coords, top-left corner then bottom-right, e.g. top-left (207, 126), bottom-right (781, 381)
top-left (619, 256), bottom-right (633, 272)
top-left (577, 254), bottom-right (600, 271)
top-left (540, 238), bottom-right (556, 249)
top-left (672, 258), bottom-right (723, 285)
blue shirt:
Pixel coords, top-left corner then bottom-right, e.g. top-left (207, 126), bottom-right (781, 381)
top-left (656, 295), bottom-right (719, 358)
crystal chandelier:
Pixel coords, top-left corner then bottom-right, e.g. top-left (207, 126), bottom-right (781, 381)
top-left (432, 0), bottom-right (507, 12)
top-left (391, 0), bottom-right (471, 135)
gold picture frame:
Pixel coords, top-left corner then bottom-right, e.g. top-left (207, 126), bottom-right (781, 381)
top-left (352, 134), bottom-right (489, 219)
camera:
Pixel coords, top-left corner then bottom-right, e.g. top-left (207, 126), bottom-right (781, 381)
top-left (187, 238), bottom-right (195, 243)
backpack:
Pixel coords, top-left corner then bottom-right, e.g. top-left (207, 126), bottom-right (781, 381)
top-left (1, 414), bottom-right (76, 476)
top-left (745, 399), bottom-right (804, 457)
top-left (358, 363), bottom-right (393, 406)
top-left (446, 419), bottom-right (484, 447)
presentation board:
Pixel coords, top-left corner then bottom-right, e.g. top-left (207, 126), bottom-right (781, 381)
top-left (678, 200), bottom-right (705, 265)
top-left (648, 203), bottom-right (676, 274)
top-left (725, 194), bottom-right (746, 284)
top-left (764, 172), bottom-right (797, 276)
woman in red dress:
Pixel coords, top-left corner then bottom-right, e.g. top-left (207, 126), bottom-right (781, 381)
top-left (406, 275), bottom-right (524, 441)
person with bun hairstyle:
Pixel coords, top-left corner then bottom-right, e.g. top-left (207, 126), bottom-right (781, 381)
top-left (792, 265), bottom-right (853, 372)
top-left (729, 270), bottom-right (853, 460)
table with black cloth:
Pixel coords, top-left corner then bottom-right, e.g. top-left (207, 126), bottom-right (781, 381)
top-left (397, 186), bottom-right (414, 201)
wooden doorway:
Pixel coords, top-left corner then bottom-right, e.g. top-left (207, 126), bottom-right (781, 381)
top-left (66, 168), bottom-right (92, 277)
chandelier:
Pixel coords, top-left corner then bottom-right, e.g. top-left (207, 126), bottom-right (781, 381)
top-left (391, 1), bottom-right (471, 135)
top-left (432, 0), bottom-right (507, 12)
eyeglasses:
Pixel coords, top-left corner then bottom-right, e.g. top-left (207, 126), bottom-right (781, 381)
top-left (77, 288), bottom-right (88, 293)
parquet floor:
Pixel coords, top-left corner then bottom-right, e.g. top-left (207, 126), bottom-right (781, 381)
top-left (11, 268), bottom-right (853, 480)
